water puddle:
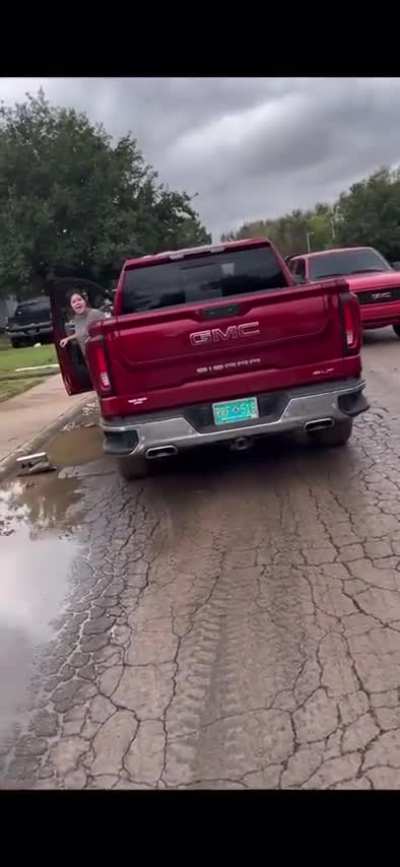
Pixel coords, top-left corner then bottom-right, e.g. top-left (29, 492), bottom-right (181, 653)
top-left (46, 423), bottom-right (103, 467)
top-left (0, 472), bottom-right (83, 742)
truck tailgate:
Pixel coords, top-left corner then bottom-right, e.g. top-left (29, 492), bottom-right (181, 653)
top-left (99, 281), bottom-right (360, 417)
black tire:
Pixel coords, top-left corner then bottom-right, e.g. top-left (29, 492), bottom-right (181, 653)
top-left (11, 337), bottom-right (23, 348)
top-left (117, 455), bottom-right (149, 481)
top-left (308, 418), bottom-right (353, 448)
top-left (393, 325), bottom-right (400, 338)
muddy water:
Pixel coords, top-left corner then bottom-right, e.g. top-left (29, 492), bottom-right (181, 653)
top-left (46, 423), bottom-right (103, 467)
top-left (0, 467), bottom-right (84, 743)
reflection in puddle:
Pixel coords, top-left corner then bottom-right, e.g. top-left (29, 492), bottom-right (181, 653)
top-left (1, 472), bottom-right (83, 539)
top-left (0, 474), bottom-right (83, 742)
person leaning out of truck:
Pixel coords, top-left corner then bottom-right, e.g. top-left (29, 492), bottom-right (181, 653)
top-left (59, 291), bottom-right (105, 357)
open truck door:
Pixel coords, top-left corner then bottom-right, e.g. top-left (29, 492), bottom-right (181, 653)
top-left (49, 277), bottom-right (113, 395)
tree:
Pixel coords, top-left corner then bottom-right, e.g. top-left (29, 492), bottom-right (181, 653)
top-left (221, 205), bottom-right (335, 257)
top-left (133, 186), bottom-right (210, 255)
top-left (335, 168), bottom-right (400, 261)
top-left (221, 219), bottom-right (271, 243)
top-left (0, 90), bottom-right (210, 299)
top-left (309, 203), bottom-right (335, 251)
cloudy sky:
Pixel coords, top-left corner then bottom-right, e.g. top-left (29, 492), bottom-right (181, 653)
top-left (0, 77), bottom-right (399, 240)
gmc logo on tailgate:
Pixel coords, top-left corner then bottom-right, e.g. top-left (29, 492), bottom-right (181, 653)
top-left (190, 321), bottom-right (260, 346)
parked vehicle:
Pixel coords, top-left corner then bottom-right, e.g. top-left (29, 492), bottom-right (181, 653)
top-left (50, 239), bottom-right (369, 480)
top-left (6, 295), bottom-right (53, 347)
top-left (287, 246), bottom-right (400, 338)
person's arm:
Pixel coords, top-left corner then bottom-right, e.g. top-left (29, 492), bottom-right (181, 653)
top-left (89, 308), bottom-right (106, 325)
top-left (59, 333), bottom-right (77, 349)
top-left (86, 308), bottom-right (106, 340)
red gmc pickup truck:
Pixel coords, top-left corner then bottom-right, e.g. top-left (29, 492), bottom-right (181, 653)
top-left (51, 238), bottom-right (369, 480)
top-left (287, 246), bottom-right (400, 336)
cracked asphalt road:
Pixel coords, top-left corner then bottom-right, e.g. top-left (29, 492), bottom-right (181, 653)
top-left (3, 329), bottom-right (400, 789)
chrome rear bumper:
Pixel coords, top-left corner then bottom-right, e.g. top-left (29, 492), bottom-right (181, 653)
top-left (101, 378), bottom-right (369, 457)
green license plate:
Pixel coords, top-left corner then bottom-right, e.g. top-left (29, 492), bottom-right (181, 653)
top-left (213, 396), bottom-right (259, 426)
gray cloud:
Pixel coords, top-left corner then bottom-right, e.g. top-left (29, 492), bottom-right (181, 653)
top-left (0, 77), bottom-right (399, 240)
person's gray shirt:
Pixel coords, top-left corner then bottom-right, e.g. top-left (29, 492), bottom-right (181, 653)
top-left (73, 308), bottom-right (105, 355)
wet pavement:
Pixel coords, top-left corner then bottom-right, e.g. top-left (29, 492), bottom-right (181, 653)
top-left (0, 475), bottom-right (82, 743)
top-left (3, 329), bottom-right (400, 788)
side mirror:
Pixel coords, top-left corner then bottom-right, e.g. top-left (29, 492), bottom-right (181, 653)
top-left (294, 273), bottom-right (305, 285)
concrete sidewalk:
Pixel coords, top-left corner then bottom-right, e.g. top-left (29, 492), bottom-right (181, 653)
top-left (0, 374), bottom-right (90, 475)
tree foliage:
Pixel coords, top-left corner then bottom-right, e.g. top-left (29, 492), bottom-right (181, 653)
top-left (335, 168), bottom-right (400, 260)
top-left (222, 167), bottom-right (400, 263)
top-left (222, 203), bottom-right (335, 258)
top-left (0, 90), bottom-right (210, 299)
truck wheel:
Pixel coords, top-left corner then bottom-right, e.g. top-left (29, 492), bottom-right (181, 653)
top-left (393, 325), bottom-right (400, 339)
top-left (308, 419), bottom-right (353, 448)
top-left (11, 337), bottom-right (22, 348)
top-left (117, 455), bottom-right (148, 481)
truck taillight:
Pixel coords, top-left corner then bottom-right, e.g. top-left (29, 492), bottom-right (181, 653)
top-left (341, 293), bottom-right (360, 352)
top-left (87, 335), bottom-right (112, 395)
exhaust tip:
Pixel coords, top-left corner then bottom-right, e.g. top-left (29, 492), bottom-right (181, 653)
top-left (145, 445), bottom-right (178, 459)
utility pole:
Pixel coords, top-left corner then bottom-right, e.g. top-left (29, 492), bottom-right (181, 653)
top-left (306, 231), bottom-right (313, 253)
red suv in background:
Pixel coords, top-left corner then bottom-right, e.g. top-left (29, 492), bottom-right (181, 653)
top-left (287, 246), bottom-right (400, 338)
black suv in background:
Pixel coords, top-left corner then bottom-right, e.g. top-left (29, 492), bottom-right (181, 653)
top-left (6, 296), bottom-right (53, 347)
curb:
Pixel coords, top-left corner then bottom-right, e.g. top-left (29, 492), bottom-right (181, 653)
top-left (0, 394), bottom-right (92, 483)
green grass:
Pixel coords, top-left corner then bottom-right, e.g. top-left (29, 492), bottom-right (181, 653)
top-left (0, 340), bottom-right (58, 374)
top-left (0, 375), bottom-right (48, 402)
top-left (0, 336), bottom-right (59, 401)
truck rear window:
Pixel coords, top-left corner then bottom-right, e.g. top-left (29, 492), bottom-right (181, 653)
top-left (121, 246), bottom-right (288, 314)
